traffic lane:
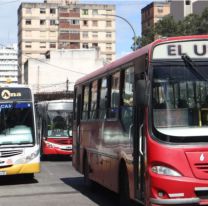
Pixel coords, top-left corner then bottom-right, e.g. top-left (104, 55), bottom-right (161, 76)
top-left (0, 160), bottom-right (118, 206)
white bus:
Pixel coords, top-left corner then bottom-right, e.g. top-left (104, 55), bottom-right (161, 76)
top-left (0, 84), bottom-right (40, 178)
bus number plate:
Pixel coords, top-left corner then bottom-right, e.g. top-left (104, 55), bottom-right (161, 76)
top-left (0, 171), bottom-right (6, 176)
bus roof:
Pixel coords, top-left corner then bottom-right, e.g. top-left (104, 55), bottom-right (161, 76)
top-left (0, 84), bottom-right (31, 89)
top-left (75, 35), bottom-right (208, 86)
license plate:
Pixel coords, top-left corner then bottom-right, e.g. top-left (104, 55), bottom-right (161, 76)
top-left (0, 171), bottom-right (6, 176)
top-left (61, 145), bottom-right (72, 150)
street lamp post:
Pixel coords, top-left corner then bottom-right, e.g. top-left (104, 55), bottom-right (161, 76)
top-left (101, 14), bottom-right (137, 51)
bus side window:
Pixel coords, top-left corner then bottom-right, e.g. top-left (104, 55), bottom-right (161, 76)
top-left (98, 78), bottom-right (108, 119)
top-left (121, 67), bottom-right (134, 131)
top-left (90, 80), bottom-right (98, 119)
top-left (82, 85), bottom-right (90, 120)
top-left (108, 72), bottom-right (120, 119)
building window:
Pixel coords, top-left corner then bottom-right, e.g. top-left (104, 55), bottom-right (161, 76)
top-left (71, 19), bottom-right (80, 25)
top-left (106, 32), bottom-right (112, 38)
top-left (106, 54), bottom-right (112, 62)
top-left (40, 19), bottom-right (46, 25)
top-left (25, 19), bottom-right (31, 25)
top-left (50, 8), bottom-right (56, 14)
top-left (50, 31), bottom-right (56, 37)
top-left (25, 42), bottom-right (32, 48)
top-left (92, 9), bottom-right (98, 15)
top-left (106, 43), bottom-right (112, 50)
top-left (83, 20), bottom-right (88, 26)
top-left (92, 32), bottom-right (98, 38)
top-left (186, 0), bottom-right (190, 5)
top-left (83, 43), bottom-right (89, 49)
top-left (157, 6), bottom-right (163, 13)
top-left (26, 8), bottom-right (32, 14)
top-left (92, 20), bottom-right (98, 27)
top-left (40, 31), bottom-right (46, 38)
top-left (92, 43), bottom-right (98, 48)
top-left (82, 9), bottom-right (88, 15)
top-left (82, 32), bottom-right (88, 38)
top-left (50, 20), bottom-right (56, 25)
top-left (106, 21), bottom-right (112, 27)
top-left (50, 42), bottom-right (56, 48)
top-left (40, 42), bottom-right (46, 49)
top-left (40, 8), bottom-right (46, 14)
top-left (25, 31), bottom-right (32, 37)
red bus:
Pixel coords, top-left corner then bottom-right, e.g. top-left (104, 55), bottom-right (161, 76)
top-left (73, 35), bottom-right (208, 206)
top-left (37, 99), bottom-right (73, 159)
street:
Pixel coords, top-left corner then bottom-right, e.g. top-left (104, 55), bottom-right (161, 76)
top-left (0, 158), bottom-right (119, 206)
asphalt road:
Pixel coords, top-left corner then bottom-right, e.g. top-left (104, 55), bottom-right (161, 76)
top-left (0, 157), bottom-right (119, 206)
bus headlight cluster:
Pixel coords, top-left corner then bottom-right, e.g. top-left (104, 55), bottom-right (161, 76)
top-left (15, 149), bottom-right (39, 164)
top-left (152, 166), bottom-right (182, 177)
top-left (25, 149), bottom-right (39, 163)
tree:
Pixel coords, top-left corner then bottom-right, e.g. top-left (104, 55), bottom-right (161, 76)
top-left (198, 8), bottom-right (208, 34)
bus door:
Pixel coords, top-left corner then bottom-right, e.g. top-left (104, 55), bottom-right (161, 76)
top-left (75, 88), bottom-right (82, 170)
top-left (133, 70), bottom-right (147, 201)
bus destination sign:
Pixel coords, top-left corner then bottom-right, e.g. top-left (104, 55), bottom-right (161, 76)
top-left (0, 88), bottom-right (32, 101)
top-left (152, 40), bottom-right (208, 59)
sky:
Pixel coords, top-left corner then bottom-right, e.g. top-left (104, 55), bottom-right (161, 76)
top-left (0, 0), bottom-right (152, 59)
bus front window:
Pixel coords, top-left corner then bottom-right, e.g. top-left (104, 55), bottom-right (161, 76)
top-left (152, 62), bottom-right (208, 142)
top-left (0, 102), bottom-right (34, 145)
top-left (47, 111), bottom-right (72, 138)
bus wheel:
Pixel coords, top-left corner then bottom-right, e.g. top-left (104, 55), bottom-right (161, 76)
top-left (119, 167), bottom-right (131, 206)
top-left (24, 173), bottom-right (34, 180)
top-left (83, 155), bottom-right (95, 189)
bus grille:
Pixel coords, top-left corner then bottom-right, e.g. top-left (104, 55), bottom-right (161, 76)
top-left (195, 163), bottom-right (208, 173)
top-left (0, 150), bottom-right (23, 157)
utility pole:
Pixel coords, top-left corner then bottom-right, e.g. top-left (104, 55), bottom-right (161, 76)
top-left (101, 14), bottom-right (137, 51)
top-left (66, 78), bottom-right (69, 92)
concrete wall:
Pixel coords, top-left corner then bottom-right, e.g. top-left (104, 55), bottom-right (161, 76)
top-left (24, 48), bottom-right (104, 93)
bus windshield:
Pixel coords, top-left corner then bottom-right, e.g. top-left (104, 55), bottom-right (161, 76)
top-left (0, 102), bottom-right (34, 145)
top-left (152, 61), bottom-right (208, 142)
top-left (47, 110), bottom-right (72, 138)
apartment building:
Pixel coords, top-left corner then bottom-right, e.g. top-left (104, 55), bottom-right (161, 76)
top-left (141, 1), bottom-right (170, 35)
top-left (0, 44), bottom-right (18, 84)
top-left (142, 0), bottom-right (208, 34)
top-left (170, 0), bottom-right (208, 21)
top-left (18, 0), bottom-right (116, 83)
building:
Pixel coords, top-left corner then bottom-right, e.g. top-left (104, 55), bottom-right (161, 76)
top-left (18, 0), bottom-right (116, 83)
top-left (24, 48), bottom-right (103, 93)
top-left (141, 1), bottom-right (170, 35)
top-left (142, 0), bottom-right (208, 34)
top-left (0, 44), bottom-right (18, 84)
top-left (170, 0), bottom-right (208, 21)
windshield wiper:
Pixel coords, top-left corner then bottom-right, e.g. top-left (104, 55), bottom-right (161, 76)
top-left (181, 54), bottom-right (207, 81)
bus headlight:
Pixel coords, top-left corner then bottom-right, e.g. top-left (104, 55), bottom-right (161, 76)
top-left (152, 166), bottom-right (182, 177)
top-left (25, 149), bottom-right (39, 162)
top-left (15, 149), bottom-right (39, 164)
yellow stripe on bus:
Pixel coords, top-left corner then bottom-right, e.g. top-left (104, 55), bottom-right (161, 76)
top-left (0, 163), bottom-right (40, 175)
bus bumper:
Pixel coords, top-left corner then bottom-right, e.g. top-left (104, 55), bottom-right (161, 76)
top-left (0, 163), bottom-right (40, 175)
top-left (43, 146), bottom-right (73, 156)
top-left (149, 172), bottom-right (208, 206)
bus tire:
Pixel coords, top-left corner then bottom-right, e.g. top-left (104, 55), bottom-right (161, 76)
top-left (24, 173), bottom-right (34, 180)
top-left (83, 155), bottom-right (95, 189)
top-left (119, 166), bottom-right (131, 206)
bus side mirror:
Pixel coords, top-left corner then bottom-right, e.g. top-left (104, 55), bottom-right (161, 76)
top-left (136, 80), bottom-right (149, 106)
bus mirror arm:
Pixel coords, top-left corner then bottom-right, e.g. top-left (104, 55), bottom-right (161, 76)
top-left (136, 80), bottom-right (149, 107)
